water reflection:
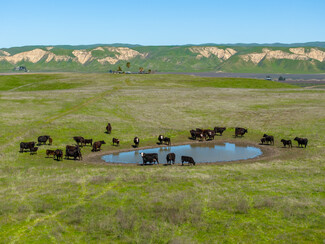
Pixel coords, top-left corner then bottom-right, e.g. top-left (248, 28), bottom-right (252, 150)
top-left (101, 143), bottom-right (262, 164)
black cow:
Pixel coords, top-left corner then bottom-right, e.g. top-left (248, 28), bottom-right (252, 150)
top-left (235, 127), bottom-right (248, 137)
top-left (141, 152), bottom-right (159, 165)
top-left (112, 138), bottom-right (120, 146)
top-left (190, 130), bottom-right (197, 139)
top-left (190, 130), bottom-right (204, 140)
top-left (46, 149), bottom-right (56, 158)
top-left (134, 137), bottom-right (140, 147)
top-left (84, 139), bottom-right (93, 146)
top-left (158, 135), bottom-right (164, 144)
top-left (92, 141), bottom-right (106, 152)
top-left (106, 123), bottom-right (112, 134)
top-left (30, 147), bottom-right (38, 155)
top-left (281, 139), bottom-right (292, 148)
top-left (38, 135), bottom-right (51, 145)
top-left (163, 137), bottom-right (171, 145)
top-left (263, 134), bottom-right (274, 145)
top-left (65, 145), bottom-right (82, 160)
top-left (166, 153), bottom-right (175, 164)
top-left (294, 137), bottom-right (308, 148)
top-left (214, 127), bottom-right (226, 136)
top-left (181, 156), bottom-right (196, 166)
top-left (54, 149), bottom-right (63, 161)
top-left (206, 130), bottom-right (216, 140)
top-left (20, 142), bottom-right (36, 152)
top-left (73, 136), bottom-right (85, 147)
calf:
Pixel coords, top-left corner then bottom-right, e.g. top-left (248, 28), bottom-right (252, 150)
top-left (263, 134), bottom-right (274, 145)
top-left (214, 127), bottom-right (226, 136)
top-left (38, 135), bottom-right (50, 145)
top-left (181, 156), bottom-right (196, 166)
top-left (112, 138), bottom-right (120, 146)
top-left (235, 127), bottom-right (248, 137)
top-left (46, 149), bottom-right (56, 158)
top-left (20, 142), bottom-right (36, 152)
top-left (92, 140), bottom-right (106, 152)
top-left (48, 137), bottom-right (53, 145)
top-left (54, 149), bottom-right (63, 161)
top-left (281, 139), bottom-right (292, 148)
top-left (106, 123), bottom-right (112, 134)
top-left (294, 137), bottom-right (308, 148)
top-left (30, 147), bottom-right (38, 155)
top-left (73, 136), bottom-right (85, 147)
top-left (134, 137), bottom-right (140, 147)
top-left (166, 153), bottom-right (175, 165)
top-left (260, 137), bottom-right (266, 144)
top-left (141, 152), bottom-right (159, 165)
top-left (84, 139), bottom-right (93, 146)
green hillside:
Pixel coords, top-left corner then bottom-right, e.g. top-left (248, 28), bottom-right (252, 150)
top-left (1, 44), bottom-right (325, 73)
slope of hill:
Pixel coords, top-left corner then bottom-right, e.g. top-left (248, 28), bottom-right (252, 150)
top-left (1, 44), bottom-right (325, 73)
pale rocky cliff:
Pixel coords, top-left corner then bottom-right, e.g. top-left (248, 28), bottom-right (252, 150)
top-left (240, 48), bottom-right (325, 64)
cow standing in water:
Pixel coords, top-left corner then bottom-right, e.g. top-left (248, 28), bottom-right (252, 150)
top-left (134, 137), bottom-right (140, 147)
top-left (106, 123), bottom-right (112, 134)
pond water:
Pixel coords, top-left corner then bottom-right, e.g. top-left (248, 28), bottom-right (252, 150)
top-left (101, 143), bottom-right (262, 164)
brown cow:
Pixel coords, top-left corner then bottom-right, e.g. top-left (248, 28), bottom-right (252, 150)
top-left (54, 149), bottom-right (63, 161)
top-left (106, 123), bottom-right (112, 134)
top-left (73, 136), bottom-right (85, 147)
top-left (84, 139), bottom-right (93, 146)
top-left (235, 127), bottom-right (248, 137)
top-left (112, 138), bottom-right (120, 146)
top-left (92, 141), bottom-right (106, 152)
top-left (30, 147), bottom-right (38, 155)
top-left (46, 149), bottom-right (56, 158)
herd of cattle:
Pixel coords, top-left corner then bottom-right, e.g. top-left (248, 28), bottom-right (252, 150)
top-left (19, 123), bottom-right (308, 164)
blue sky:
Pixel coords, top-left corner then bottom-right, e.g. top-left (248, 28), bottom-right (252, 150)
top-left (1, 0), bottom-right (324, 48)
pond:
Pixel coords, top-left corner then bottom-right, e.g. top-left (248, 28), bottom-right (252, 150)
top-left (101, 143), bottom-right (262, 164)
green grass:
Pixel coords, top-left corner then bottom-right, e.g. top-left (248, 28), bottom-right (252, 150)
top-left (0, 73), bottom-right (324, 243)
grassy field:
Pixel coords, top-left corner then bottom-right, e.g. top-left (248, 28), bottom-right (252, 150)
top-left (0, 73), bottom-right (324, 243)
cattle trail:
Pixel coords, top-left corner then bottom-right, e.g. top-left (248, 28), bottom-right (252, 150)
top-left (45, 86), bottom-right (121, 123)
top-left (9, 83), bottom-right (34, 91)
top-left (8, 178), bottom-right (120, 244)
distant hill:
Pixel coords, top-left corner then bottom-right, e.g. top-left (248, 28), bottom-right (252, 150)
top-left (1, 43), bottom-right (325, 73)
